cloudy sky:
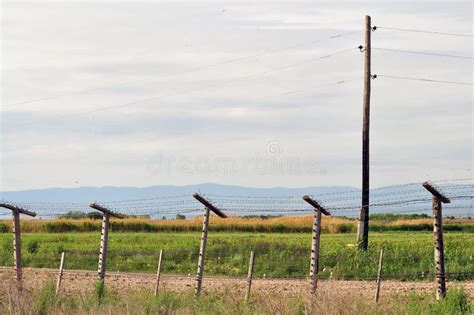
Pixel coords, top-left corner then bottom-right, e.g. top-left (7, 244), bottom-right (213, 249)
top-left (1, 0), bottom-right (472, 191)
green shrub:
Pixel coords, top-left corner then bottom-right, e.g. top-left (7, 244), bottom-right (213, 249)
top-left (0, 222), bottom-right (9, 233)
top-left (407, 287), bottom-right (471, 315)
top-left (336, 223), bottom-right (355, 233)
top-left (27, 239), bottom-right (39, 254)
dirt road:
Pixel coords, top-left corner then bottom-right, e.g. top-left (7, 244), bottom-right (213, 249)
top-left (1, 267), bottom-right (473, 300)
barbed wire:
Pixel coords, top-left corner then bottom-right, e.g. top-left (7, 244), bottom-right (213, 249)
top-left (1, 179), bottom-right (471, 218)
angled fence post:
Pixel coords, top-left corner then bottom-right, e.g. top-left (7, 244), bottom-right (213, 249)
top-left (0, 202), bottom-right (37, 291)
top-left (303, 195), bottom-right (330, 294)
top-left (154, 249), bottom-right (164, 296)
top-left (422, 181), bottom-right (451, 300)
top-left (89, 203), bottom-right (125, 284)
top-left (56, 251), bottom-right (66, 295)
top-left (192, 193), bottom-right (227, 296)
top-left (374, 248), bottom-right (384, 303)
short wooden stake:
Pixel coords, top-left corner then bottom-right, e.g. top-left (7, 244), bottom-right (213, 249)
top-left (154, 249), bottom-right (164, 296)
top-left (56, 251), bottom-right (66, 295)
top-left (195, 207), bottom-right (210, 296)
top-left (245, 251), bottom-right (255, 302)
top-left (374, 248), bottom-right (384, 303)
top-left (12, 211), bottom-right (22, 290)
top-left (309, 209), bottom-right (322, 294)
top-left (422, 182), bottom-right (450, 300)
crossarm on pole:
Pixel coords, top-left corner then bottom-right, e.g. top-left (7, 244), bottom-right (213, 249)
top-left (192, 193), bottom-right (227, 218)
top-left (0, 202), bottom-right (37, 217)
top-left (302, 196), bottom-right (331, 216)
top-left (89, 203), bottom-right (125, 218)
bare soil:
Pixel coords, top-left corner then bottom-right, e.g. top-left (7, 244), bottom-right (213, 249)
top-left (1, 267), bottom-right (473, 300)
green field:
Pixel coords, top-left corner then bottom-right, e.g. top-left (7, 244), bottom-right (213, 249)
top-left (1, 232), bottom-right (473, 280)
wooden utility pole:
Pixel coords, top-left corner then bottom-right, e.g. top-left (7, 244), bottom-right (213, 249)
top-left (56, 252), bottom-right (66, 295)
top-left (357, 14), bottom-right (372, 251)
top-left (374, 248), bottom-right (384, 303)
top-left (0, 202), bottom-right (37, 290)
top-left (192, 193), bottom-right (227, 296)
top-left (90, 203), bottom-right (124, 283)
top-left (422, 182), bottom-right (450, 300)
top-left (303, 196), bottom-right (331, 294)
top-left (245, 251), bottom-right (255, 302)
top-left (154, 249), bottom-right (164, 296)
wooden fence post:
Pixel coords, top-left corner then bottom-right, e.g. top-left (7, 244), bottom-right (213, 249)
top-left (245, 251), bottom-right (255, 302)
top-left (422, 181), bottom-right (450, 300)
top-left (192, 193), bottom-right (227, 296)
top-left (433, 197), bottom-right (446, 300)
top-left (89, 203), bottom-right (125, 284)
top-left (12, 211), bottom-right (22, 290)
top-left (56, 251), bottom-right (66, 295)
top-left (98, 213), bottom-right (110, 281)
top-left (374, 248), bottom-right (384, 303)
top-left (154, 249), bottom-right (164, 296)
top-left (303, 196), bottom-right (330, 294)
top-left (309, 209), bottom-right (322, 294)
top-left (0, 202), bottom-right (37, 291)
top-left (195, 207), bottom-right (210, 296)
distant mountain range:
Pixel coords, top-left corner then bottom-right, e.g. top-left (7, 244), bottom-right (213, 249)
top-left (0, 183), bottom-right (357, 203)
top-left (0, 183), bottom-right (472, 218)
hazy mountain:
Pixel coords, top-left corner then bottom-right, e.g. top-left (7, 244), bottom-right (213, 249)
top-left (0, 183), bottom-right (357, 203)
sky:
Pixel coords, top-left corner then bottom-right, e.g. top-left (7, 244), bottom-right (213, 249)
top-left (0, 0), bottom-right (472, 191)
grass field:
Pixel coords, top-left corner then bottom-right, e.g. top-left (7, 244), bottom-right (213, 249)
top-left (1, 215), bottom-right (473, 233)
top-left (1, 231), bottom-right (473, 280)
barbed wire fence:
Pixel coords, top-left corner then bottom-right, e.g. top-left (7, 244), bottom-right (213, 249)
top-left (0, 178), bottom-right (473, 299)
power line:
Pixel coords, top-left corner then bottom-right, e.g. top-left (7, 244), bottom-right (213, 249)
top-left (13, 70), bottom-right (360, 129)
top-left (280, 77), bottom-right (361, 96)
top-left (374, 26), bottom-right (474, 38)
top-left (319, 47), bottom-right (356, 59)
top-left (373, 47), bottom-right (473, 60)
top-left (3, 30), bottom-right (361, 109)
top-left (374, 74), bottom-right (473, 86)
top-left (7, 47), bottom-right (358, 129)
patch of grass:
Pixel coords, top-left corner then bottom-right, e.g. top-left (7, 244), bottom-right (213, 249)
top-left (33, 279), bottom-right (58, 315)
top-left (406, 287), bottom-right (472, 315)
top-left (0, 232), bottom-right (473, 280)
top-left (369, 213), bottom-right (430, 221)
top-left (0, 282), bottom-right (472, 314)
top-left (94, 280), bottom-right (105, 305)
